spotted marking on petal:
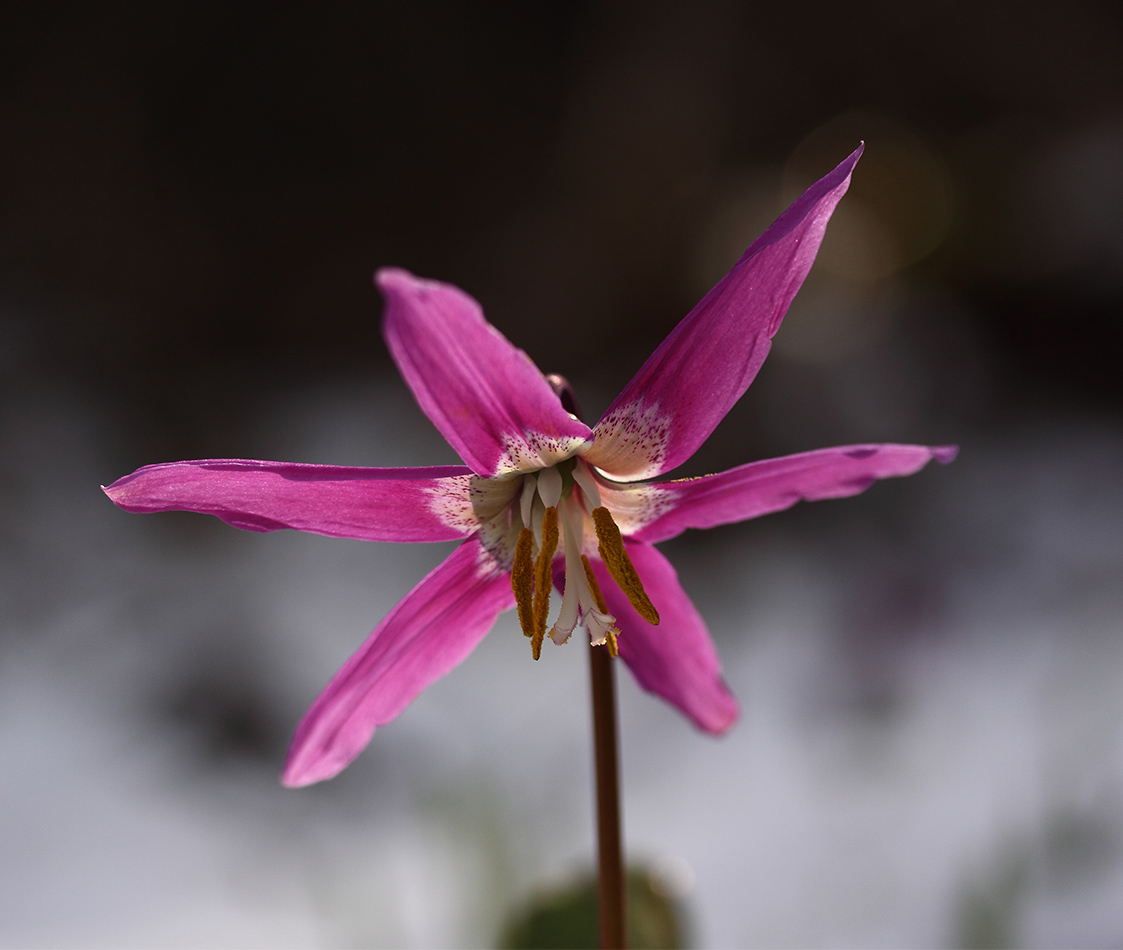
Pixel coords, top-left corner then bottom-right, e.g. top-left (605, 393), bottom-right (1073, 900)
top-left (588, 402), bottom-right (672, 481)
top-left (476, 514), bottom-right (522, 572)
top-left (594, 478), bottom-right (677, 537)
top-left (424, 474), bottom-right (477, 533)
top-left (494, 431), bottom-right (592, 477)
top-left (471, 533), bottom-right (510, 579)
top-left (461, 474), bottom-right (526, 571)
top-left (469, 474), bottom-right (522, 522)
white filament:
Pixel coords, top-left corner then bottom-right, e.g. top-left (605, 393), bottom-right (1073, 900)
top-left (536, 465), bottom-right (563, 508)
top-left (519, 473), bottom-right (537, 529)
top-left (572, 459), bottom-right (602, 509)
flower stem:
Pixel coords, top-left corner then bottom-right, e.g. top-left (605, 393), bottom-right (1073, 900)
top-left (589, 642), bottom-right (626, 949)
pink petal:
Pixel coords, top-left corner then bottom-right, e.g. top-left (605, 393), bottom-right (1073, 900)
top-left (283, 537), bottom-right (514, 786)
top-left (103, 459), bottom-right (479, 543)
top-left (584, 146), bottom-right (864, 481)
top-left (591, 541), bottom-right (738, 734)
top-left (378, 268), bottom-right (593, 477)
top-left (628, 443), bottom-right (958, 544)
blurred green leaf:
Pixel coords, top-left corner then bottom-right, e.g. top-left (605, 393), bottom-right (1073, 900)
top-left (499, 866), bottom-right (688, 949)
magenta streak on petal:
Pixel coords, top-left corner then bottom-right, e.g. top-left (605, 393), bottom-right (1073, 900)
top-left (590, 542), bottom-right (739, 734)
top-left (584, 145), bottom-right (865, 482)
top-left (378, 268), bottom-right (593, 477)
top-left (103, 459), bottom-right (478, 543)
top-left (633, 443), bottom-right (958, 544)
top-left (283, 537), bottom-right (514, 787)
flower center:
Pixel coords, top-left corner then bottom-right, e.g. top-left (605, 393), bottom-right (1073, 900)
top-left (506, 457), bottom-right (659, 660)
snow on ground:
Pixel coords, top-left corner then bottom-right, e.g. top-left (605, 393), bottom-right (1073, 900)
top-left (2, 379), bottom-right (1121, 947)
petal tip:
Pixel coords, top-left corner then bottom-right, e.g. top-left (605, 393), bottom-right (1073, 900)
top-left (934, 444), bottom-right (959, 464)
top-left (374, 266), bottom-right (421, 296)
top-left (102, 475), bottom-right (133, 508)
top-left (280, 771), bottom-right (312, 789)
top-left (832, 141), bottom-right (865, 185)
top-left (280, 768), bottom-right (323, 789)
top-left (281, 705), bottom-right (381, 788)
top-left (281, 746), bottom-right (349, 788)
top-left (701, 689), bottom-right (740, 735)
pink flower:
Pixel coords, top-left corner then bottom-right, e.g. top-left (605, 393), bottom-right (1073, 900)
top-left (104, 145), bottom-right (955, 786)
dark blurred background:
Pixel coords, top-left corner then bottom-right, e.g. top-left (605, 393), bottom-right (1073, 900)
top-left (5, 1), bottom-right (1122, 454)
top-left (3, 2), bottom-right (1123, 947)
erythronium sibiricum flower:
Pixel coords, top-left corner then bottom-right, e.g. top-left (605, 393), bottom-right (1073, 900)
top-left (104, 144), bottom-right (956, 787)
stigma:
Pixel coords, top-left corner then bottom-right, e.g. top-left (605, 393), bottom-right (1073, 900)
top-left (507, 457), bottom-right (659, 660)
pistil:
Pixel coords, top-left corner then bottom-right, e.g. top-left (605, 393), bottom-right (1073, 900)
top-left (581, 554), bottom-right (618, 657)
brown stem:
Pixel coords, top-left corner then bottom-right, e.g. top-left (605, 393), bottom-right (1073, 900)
top-left (589, 642), bottom-right (626, 949)
top-left (550, 372), bottom-right (625, 946)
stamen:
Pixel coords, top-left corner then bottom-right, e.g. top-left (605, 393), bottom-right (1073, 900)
top-left (530, 496), bottom-right (546, 548)
top-left (511, 528), bottom-right (536, 638)
top-left (519, 474), bottom-right (537, 529)
top-left (572, 461), bottom-right (602, 509)
top-left (591, 506), bottom-right (660, 625)
top-left (536, 466), bottom-right (563, 508)
top-left (531, 507), bottom-right (559, 660)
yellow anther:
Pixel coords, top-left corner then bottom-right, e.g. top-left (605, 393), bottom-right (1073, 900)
top-left (532, 507), bottom-right (559, 648)
top-left (591, 506), bottom-right (659, 625)
top-left (605, 631), bottom-right (619, 657)
top-left (511, 528), bottom-right (535, 638)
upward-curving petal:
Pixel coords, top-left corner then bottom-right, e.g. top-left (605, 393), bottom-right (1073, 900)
top-left (589, 542), bottom-right (739, 734)
top-left (378, 268), bottom-right (593, 478)
top-left (617, 443), bottom-right (958, 544)
top-left (283, 536), bottom-right (514, 786)
top-left (103, 459), bottom-right (479, 543)
top-left (584, 146), bottom-right (864, 482)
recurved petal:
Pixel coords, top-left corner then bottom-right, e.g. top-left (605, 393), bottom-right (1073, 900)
top-left (378, 268), bottom-right (593, 477)
top-left (103, 459), bottom-right (479, 542)
top-left (584, 146), bottom-right (863, 481)
top-left (591, 541), bottom-right (738, 734)
top-left (630, 443), bottom-right (958, 544)
top-left (283, 537), bottom-right (514, 786)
